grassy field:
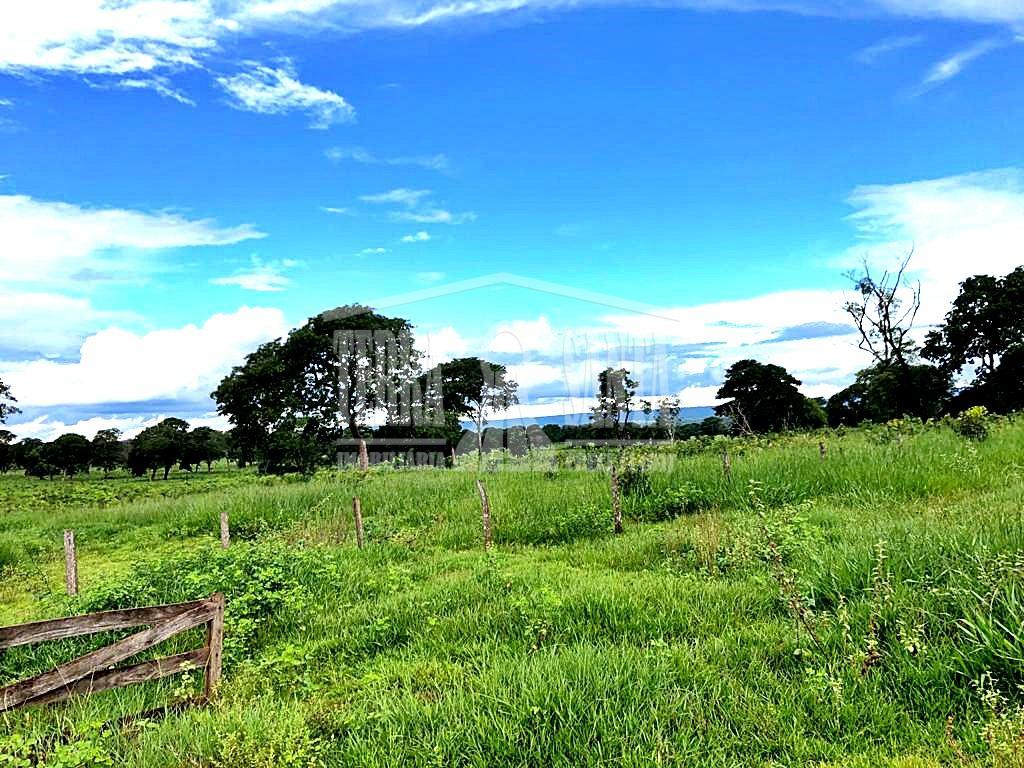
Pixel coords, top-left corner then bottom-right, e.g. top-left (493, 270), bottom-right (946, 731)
top-left (2, 418), bottom-right (1024, 766)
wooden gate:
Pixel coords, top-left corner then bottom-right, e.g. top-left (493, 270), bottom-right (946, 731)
top-left (0, 593), bottom-right (224, 712)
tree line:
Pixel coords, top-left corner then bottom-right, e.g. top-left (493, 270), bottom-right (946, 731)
top-left (0, 262), bottom-right (1022, 477)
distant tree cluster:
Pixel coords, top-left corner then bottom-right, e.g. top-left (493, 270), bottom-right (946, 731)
top-left (0, 419), bottom-right (229, 480)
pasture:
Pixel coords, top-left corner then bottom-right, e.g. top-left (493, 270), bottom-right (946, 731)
top-left (2, 418), bottom-right (1024, 766)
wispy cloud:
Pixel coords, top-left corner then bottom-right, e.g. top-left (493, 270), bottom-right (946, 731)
top-left (919, 38), bottom-right (1006, 90)
top-left (360, 188), bottom-right (432, 207)
top-left (216, 60), bottom-right (355, 129)
top-left (113, 76), bottom-right (196, 106)
top-left (856, 34), bottom-right (924, 64)
top-left (401, 231), bottom-right (431, 243)
top-left (210, 257), bottom-right (301, 292)
top-left (360, 246), bottom-right (389, 255)
top-left (416, 271), bottom-right (445, 283)
top-left (392, 209), bottom-right (476, 225)
top-left (326, 146), bottom-right (449, 172)
top-left (321, 206), bottom-right (353, 215)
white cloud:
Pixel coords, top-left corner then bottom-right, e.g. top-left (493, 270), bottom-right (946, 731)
top-left (856, 34), bottom-right (924, 63)
top-left (1, 306), bottom-right (289, 408)
top-left (216, 61), bottom-right (355, 128)
top-left (210, 257), bottom-right (301, 292)
top-left (113, 75), bottom-right (196, 105)
top-left (401, 231), bottom-right (431, 243)
top-left (416, 271), bottom-right (445, 283)
top-left (321, 206), bottom-right (352, 215)
top-left (0, 193), bottom-right (264, 285)
top-left (360, 188), bottom-right (432, 207)
top-left (360, 246), bottom-right (389, 255)
top-left (843, 167), bottom-right (1024, 322)
top-left (0, 290), bottom-right (136, 358)
top-left (390, 208), bottom-right (477, 225)
top-left (920, 38), bottom-right (1006, 89)
top-left (234, 0), bottom-right (1024, 28)
top-left (1, 0), bottom-right (1021, 90)
top-left (326, 146), bottom-right (449, 171)
top-left (0, 0), bottom-right (218, 75)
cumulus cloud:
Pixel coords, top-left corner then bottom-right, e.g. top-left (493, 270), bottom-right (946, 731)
top-left (0, 290), bottom-right (136, 360)
top-left (0, 193), bottom-right (264, 285)
top-left (9, 412), bottom-right (231, 442)
top-left (0, 306), bottom-right (289, 408)
top-left (401, 231), bottom-right (431, 243)
top-left (216, 61), bottom-right (355, 128)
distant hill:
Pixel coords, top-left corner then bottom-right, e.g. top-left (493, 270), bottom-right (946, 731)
top-left (471, 406), bottom-right (717, 430)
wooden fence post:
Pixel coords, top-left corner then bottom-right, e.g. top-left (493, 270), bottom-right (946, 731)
top-left (358, 438), bottom-right (369, 471)
top-left (819, 440), bottom-right (827, 460)
top-left (219, 511), bottom-right (230, 549)
top-left (610, 466), bottom-right (623, 535)
top-left (722, 451), bottom-right (732, 481)
top-left (204, 593), bottom-right (224, 700)
top-left (352, 496), bottom-right (365, 549)
top-left (63, 530), bottom-right (78, 596)
top-left (476, 479), bottom-right (493, 550)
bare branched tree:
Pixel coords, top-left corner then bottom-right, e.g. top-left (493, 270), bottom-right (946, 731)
top-left (843, 249), bottom-right (920, 367)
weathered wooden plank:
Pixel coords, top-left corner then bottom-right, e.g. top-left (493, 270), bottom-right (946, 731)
top-left (0, 598), bottom-right (211, 650)
top-left (25, 647), bottom-right (210, 708)
top-left (0, 600), bottom-right (215, 712)
top-left (203, 593), bottom-right (224, 699)
top-left (220, 510), bottom-right (230, 549)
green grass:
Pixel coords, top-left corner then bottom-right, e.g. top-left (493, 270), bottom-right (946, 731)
top-left (2, 418), bottom-right (1024, 766)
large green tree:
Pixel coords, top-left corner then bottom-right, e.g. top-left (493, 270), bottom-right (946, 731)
top-left (714, 359), bottom-right (825, 433)
top-left (47, 433), bottom-right (92, 477)
top-left (213, 306), bottom-right (420, 473)
top-left (826, 363), bottom-right (951, 426)
top-left (129, 418), bottom-right (190, 479)
top-left (923, 266), bottom-right (1024, 412)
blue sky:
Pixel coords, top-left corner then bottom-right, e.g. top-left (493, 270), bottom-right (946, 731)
top-left (2, 1), bottom-right (1024, 438)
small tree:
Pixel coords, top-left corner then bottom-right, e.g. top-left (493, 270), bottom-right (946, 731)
top-left (844, 251), bottom-right (920, 367)
top-left (0, 430), bottom-right (14, 473)
top-left (431, 357), bottom-right (518, 456)
top-left (591, 367), bottom-right (638, 436)
top-left (91, 428), bottom-right (124, 476)
top-left (130, 418), bottom-right (190, 479)
top-left (183, 427), bottom-right (228, 472)
top-left (655, 395), bottom-right (682, 440)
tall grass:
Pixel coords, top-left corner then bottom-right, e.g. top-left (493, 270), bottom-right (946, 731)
top-left (2, 418), bottom-right (1024, 765)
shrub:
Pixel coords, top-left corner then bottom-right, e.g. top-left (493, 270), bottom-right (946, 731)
top-left (954, 406), bottom-right (992, 441)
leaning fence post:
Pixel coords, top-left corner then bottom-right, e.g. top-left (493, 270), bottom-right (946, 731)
top-left (610, 465), bottom-right (623, 535)
top-left (476, 479), bottom-right (493, 550)
top-left (219, 511), bottom-right (230, 549)
top-left (352, 496), bottom-right (365, 549)
top-left (722, 451), bottom-right (732, 481)
top-left (204, 593), bottom-right (225, 699)
top-left (63, 530), bottom-right (78, 596)
top-left (358, 438), bottom-right (369, 471)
